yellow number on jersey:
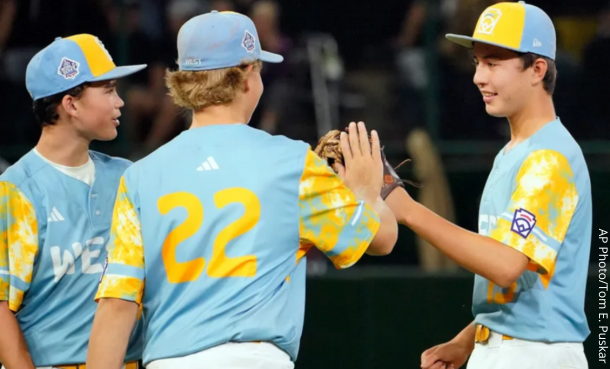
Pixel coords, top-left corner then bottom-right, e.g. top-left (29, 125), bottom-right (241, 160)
top-left (208, 188), bottom-right (259, 278)
top-left (158, 192), bottom-right (205, 283)
top-left (157, 188), bottom-right (260, 284)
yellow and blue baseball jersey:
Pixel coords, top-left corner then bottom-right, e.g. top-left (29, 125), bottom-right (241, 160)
top-left (474, 118), bottom-right (592, 342)
top-left (0, 150), bottom-right (143, 366)
top-left (96, 124), bottom-right (380, 365)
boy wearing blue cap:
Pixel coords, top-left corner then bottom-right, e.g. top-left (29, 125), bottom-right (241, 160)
top-left (382, 2), bottom-right (590, 368)
top-left (87, 10), bottom-right (398, 369)
top-left (0, 34), bottom-right (146, 369)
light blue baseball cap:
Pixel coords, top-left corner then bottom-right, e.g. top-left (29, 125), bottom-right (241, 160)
top-left (177, 10), bottom-right (284, 71)
top-left (26, 34), bottom-right (147, 100)
top-left (446, 1), bottom-right (556, 60)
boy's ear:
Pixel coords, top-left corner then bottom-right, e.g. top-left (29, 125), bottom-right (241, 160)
top-left (531, 57), bottom-right (548, 86)
top-left (61, 94), bottom-right (78, 118)
top-left (244, 64), bottom-right (256, 93)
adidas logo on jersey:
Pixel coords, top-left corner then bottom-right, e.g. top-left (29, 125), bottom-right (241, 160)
top-left (197, 156), bottom-right (219, 171)
top-left (47, 207), bottom-right (65, 222)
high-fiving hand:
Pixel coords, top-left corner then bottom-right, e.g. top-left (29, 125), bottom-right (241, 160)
top-left (334, 121), bottom-right (383, 203)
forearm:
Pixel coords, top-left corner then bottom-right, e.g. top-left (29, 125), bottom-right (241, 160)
top-left (0, 302), bottom-right (35, 369)
top-left (87, 299), bottom-right (139, 369)
top-left (387, 188), bottom-right (526, 286)
top-left (451, 320), bottom-right (476, 353)
top-left (366, 196), bottom-right (398, 256)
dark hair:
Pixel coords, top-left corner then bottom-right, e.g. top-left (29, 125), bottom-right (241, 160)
top-left (519, 53), bottom-right (557, 95)
top-left (32, 83), bottom-right (90, 127)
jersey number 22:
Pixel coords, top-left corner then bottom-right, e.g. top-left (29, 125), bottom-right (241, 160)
top-left (157, 188), bottom-right (259, 284)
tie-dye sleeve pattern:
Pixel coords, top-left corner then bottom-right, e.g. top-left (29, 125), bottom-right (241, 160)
top-left (95, 176), bottom-right (145, 305)
top-left (0, 181), bottom-right (38, 312)
top-left (490, 150), bottom-right (578, 276)
top-left (298, 150), bottom-right (380, 269)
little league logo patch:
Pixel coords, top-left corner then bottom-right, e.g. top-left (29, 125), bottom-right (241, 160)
top-left (477, 8), bottom-right (502, 35)
top-left (511, 208), bottom-right (537, 238)
top-left (57, 57), bottom-right (80, 80)
top-left (242, 30), bottom-right (256, 53)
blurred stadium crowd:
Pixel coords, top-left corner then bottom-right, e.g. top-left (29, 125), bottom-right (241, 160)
top-left (0, 0), bottom-right (608, 271)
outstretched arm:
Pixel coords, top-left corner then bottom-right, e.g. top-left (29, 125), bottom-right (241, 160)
top-left (386, 187), bottom-right (528, 287)
top-left (387, 149), bottom-right (578, 289)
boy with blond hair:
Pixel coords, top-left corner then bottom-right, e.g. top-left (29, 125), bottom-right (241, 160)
top-left (87, 10), bottom-right (398, 369)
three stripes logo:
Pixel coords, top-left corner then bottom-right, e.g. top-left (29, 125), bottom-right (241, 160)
top-left (47, 207), bottom-right (65, 222)
top-left (197, 156), bottom-right (220, 171)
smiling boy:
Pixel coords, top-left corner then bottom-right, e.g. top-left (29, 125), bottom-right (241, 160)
top-left (381, 2), bottom-right (592, 368)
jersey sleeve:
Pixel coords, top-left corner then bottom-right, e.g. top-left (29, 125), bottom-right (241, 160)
top-left (95, 176), bottom-right (145, 305)
top-left (298, 150), bottom-right (380, 269)
top-left (0, 181), bottom-right (39, 312)
top-left (489, 150), bottom-right (578, 276)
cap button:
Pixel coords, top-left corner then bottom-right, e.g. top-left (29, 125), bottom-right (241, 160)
top-left (518, 1), bottom-right (525, 3)
top-left (211, 10), bottom-right (218, 13)
top-left (55, 37), bottom-right (62, 41)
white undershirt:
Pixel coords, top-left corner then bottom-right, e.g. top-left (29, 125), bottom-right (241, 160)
top-left (33, 148), bottom-right (96, 186)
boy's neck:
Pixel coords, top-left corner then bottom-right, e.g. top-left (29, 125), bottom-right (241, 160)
top-left (191, 104), bottom-right (249, 129)
top-left (505, 94), bottom-right (556, 152)
top-left (36, 123), bottom-right (91, 167)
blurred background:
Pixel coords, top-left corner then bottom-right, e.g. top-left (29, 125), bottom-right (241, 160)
top-left (0, 0), bottom-right (608, 367)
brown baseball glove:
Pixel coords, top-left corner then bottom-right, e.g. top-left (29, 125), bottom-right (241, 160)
top-left (314, 129), bottom-right (420, 199)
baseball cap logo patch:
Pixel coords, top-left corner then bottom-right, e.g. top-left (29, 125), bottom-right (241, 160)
top-left (477, 8), bottom-right (502, 35)
top-left (242, 30), bottom-right (256, 53)
top-left (57, 57), bottom-right (80, 80)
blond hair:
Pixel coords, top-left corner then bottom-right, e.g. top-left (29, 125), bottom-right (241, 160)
top-left (165, 60), bottom-right (262, 110)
